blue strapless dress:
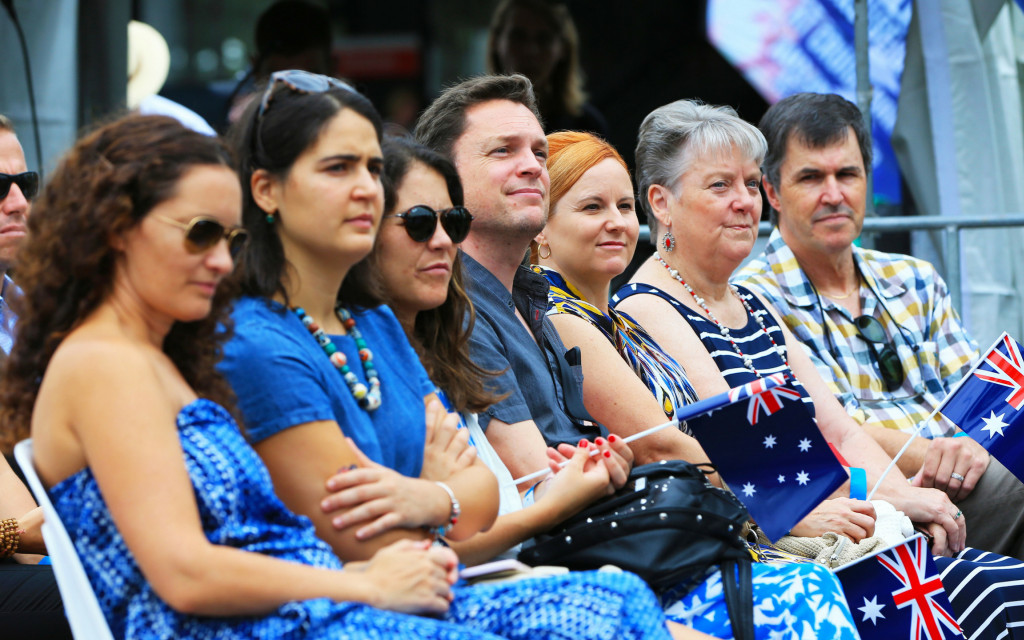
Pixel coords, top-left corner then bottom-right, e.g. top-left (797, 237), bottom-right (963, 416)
top-left (48, 399), bottom-right (672, 640)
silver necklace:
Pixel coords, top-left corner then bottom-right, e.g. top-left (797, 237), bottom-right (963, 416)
top-left (655, 253), bottom-right (788, 376)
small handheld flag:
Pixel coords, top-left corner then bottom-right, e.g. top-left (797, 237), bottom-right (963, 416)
top-left (938, 332), bottom-right (1024, 482)
top-left (686, 374), bottom-right (847, 540)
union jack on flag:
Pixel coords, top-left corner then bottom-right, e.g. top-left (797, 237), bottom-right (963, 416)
top-left (938, 332), bottom-right (1024, 483)
top-left (835, 534), bottom-right (962, 640)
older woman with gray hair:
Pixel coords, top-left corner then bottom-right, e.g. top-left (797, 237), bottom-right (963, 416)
top-left (613, 99), bottom-right (1024, 637)
top-left (613, 99), bottom-right (961, 550)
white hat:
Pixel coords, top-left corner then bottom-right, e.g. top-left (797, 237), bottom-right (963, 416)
top-left (127, 20), bottom-right (170, 109)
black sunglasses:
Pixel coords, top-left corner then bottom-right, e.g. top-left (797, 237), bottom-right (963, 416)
top-left (254, 70), bottom-right (356, 152)
top-left (384, 205), bottom-right (474, 243)
top-left (853, 315), bottom-right (905, 391)
top-left (0, 171), bottom-right (39, 201)
top-left (152, 214), bottom-right (250, 259)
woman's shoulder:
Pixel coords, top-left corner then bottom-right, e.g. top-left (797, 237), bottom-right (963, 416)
top-left (39, 331), bottom-right (178, 425)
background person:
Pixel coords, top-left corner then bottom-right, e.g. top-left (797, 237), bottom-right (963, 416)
top-left (0, 115), bottom-right (36, 361)
top-left (486, 0), bottom-right (608, 136)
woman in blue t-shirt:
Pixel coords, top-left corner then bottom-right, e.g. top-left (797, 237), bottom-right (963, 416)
top-left (220, 70), bottom-right (682, 639)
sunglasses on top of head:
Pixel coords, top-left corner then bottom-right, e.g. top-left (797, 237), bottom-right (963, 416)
top-left (253, 70), bottom-right (356, 151)
top-left (152, 214), bottom-right (250, 259)
top-left (384, 205), bottom-right (474, 244)
top-left (0, 171), bottom-right (39, 201)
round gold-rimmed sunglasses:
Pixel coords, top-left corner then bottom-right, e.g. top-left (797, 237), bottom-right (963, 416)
top-left (152, 214), bottom-right (249, 259)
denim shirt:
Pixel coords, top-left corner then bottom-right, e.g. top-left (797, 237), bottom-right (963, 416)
top-left (461, 251), bottom-right (603, 445)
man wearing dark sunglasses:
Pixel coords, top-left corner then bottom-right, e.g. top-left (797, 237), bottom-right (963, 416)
top-left (416, 74), bottom-right (612, 482)
top-left (736, 93), bottom-right (1024, 559)
top-left (0, 115), bottom-right (36, 356)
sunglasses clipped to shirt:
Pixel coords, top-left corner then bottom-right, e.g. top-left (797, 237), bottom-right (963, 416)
top-left (152, 215), bottom-right (250, 259)
top-left (384, 205), bottom-right (474, 243)
top-left (0, 172), bottom-right (39, 200)
top-left (852, 314), bottom-right (905, 392)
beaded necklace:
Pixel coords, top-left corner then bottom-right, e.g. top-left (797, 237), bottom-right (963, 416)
top-left (292, 305), bottom-right (382, 411)
top-left (655, 253), bottom-right (789, 377)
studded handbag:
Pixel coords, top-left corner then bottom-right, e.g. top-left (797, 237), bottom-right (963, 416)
top-left (518, 459), bottom-right (755, 640)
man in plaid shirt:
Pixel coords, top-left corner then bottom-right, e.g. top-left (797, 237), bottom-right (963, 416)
top-left (736, 93), bottom-right (1024, 558)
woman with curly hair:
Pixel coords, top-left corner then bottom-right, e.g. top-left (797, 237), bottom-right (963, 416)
top-left (0, 113), bottom-right (514, 639)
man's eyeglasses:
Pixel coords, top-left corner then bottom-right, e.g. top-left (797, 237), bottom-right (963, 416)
top-left (254, 70), bottom-right (356, 152)
top-left (853, 314), bottom-right (905, 391)
top-left (0, 172), bottom-right (39, 201)
top-left (152, 214), bottom-right (250, 259)
top-left (384, 205), bottom-right (474, 244)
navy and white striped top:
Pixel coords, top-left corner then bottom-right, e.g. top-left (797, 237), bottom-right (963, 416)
top-left (612, 282), bottom-right (815, 418)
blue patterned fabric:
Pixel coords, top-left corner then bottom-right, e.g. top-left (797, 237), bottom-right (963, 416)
top-left (663, 562), bottom-right (860, 640)
top-left (48, 399), bottom-right (673, 640)
top-left (612, 282), bottom-right (815, 418)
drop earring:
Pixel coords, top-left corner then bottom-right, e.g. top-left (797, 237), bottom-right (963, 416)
top-left (661, 229), bottom-right (676, 252)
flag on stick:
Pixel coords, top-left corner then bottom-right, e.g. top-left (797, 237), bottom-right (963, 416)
top-left (938, 332), bottom-right (1024, 482)
top-left (686, 374), bottom-right (847, 540)
top-left (834, 534), bottom-right (963, 639)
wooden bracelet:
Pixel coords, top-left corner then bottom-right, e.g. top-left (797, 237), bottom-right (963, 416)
top-left (0, 518), bottom-right (20, 559)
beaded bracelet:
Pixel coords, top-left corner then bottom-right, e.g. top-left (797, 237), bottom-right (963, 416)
top-left (0, 518), bottom-right (20, 559)
top-left (427, 481), bottom-right (461, 539)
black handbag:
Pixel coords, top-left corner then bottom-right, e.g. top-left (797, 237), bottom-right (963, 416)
top-left (517, 459), bottom-right (755, 640)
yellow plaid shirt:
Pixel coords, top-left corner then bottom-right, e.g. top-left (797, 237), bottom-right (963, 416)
top-left (735, 228), bottom-right (978, 437)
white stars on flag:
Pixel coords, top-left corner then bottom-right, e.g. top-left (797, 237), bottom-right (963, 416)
top-left (858, 595), bottom-right (886, 625)
top-left (742, 483), bottom-right (757, 497)
top-left (798, 438), bottom-right (812, 452)
top-left (763, 434), bottom-right (777, 448)
top-left (796, 471), bottom-right (809, 486)
top-left (981, 411), bottom-right (1008, 439)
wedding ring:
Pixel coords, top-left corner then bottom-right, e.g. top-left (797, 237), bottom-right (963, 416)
top-left (953, 509), bottom-right (963, 521)
top-left (950, 472), bottom-right (966, 482)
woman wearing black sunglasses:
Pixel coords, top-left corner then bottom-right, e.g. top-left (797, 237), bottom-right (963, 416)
top-left (221, 72), bottom-right (678, 639)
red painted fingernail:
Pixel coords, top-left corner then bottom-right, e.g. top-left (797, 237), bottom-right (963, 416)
top-left (603, 450), bottom-right (612, 458)
top-left (579, 439), bottom-right (589, 447)
top-left (595, 437), bottom-right (605, 446)
top-left (608, 434), bottom-right (618, 443)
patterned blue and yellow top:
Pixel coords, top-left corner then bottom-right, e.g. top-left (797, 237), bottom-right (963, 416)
top-left (535, 265), bottom-right (699, 421)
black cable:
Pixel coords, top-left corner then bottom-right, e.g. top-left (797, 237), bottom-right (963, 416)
top-left (1, 0), bottom-right (44, 180)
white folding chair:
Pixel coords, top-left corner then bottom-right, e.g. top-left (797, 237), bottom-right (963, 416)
top-left (13, 439), bottom-right (114, 640)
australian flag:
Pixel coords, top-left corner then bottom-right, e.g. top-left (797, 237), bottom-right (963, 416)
top-left (938, 332), bottom-right (1024, 482)
top-left (835, 534), bottom-right (963, 639)
top-left (684, 373), bottom-right (847, 540)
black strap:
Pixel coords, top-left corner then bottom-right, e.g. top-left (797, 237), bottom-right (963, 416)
top-left (720, 559), bottom-right (755, 640)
